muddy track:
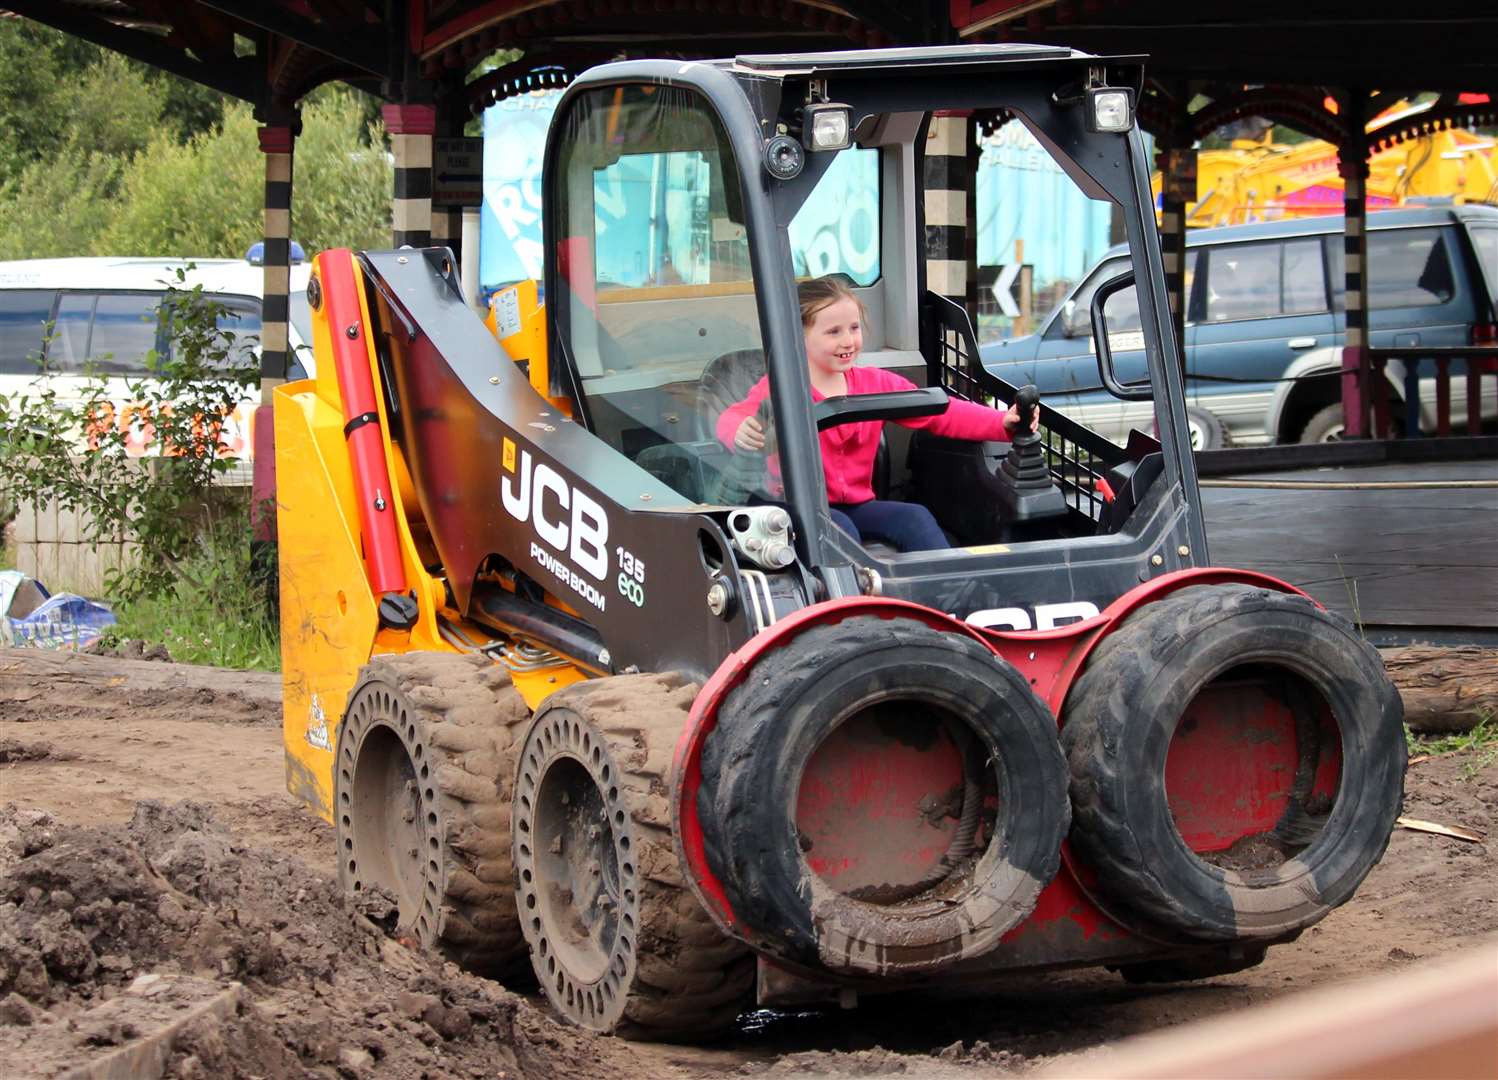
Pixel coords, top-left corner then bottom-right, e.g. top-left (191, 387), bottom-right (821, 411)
top-left (2, 647), bottom-right (1496, 1078)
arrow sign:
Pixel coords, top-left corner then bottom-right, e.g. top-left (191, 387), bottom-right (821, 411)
top-left (990, 263), bottom-right (1021, 316)
top-left (433, 137), bottom-right (484, 206)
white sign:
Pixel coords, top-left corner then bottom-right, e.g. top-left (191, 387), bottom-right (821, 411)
top-left (434, 137), bottom-right (483, 207)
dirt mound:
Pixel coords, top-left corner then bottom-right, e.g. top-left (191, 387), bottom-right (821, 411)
top-left (0, 738), bottom-right (76, 764)
top-left (0, 801), bottom-right (649, 1079)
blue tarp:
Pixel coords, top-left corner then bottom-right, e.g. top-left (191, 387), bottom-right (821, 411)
top-left (0, 570), bottom-right (116, 651)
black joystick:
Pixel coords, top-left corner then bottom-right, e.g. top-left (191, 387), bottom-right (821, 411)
top-left (995, 384), bottom-right (1068, 524)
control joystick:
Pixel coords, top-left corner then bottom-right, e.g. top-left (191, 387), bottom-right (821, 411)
top-left (995, 384), bottom-right (1068, 525)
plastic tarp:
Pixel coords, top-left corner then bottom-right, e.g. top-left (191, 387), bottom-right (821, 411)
top-left (0, 569), bottom-right (116, 650)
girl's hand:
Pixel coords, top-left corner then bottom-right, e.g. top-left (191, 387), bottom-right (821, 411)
top-left (1002, 401), bottom-right (1041, 435)
top-left (734, 415), bottom-right (767, 451)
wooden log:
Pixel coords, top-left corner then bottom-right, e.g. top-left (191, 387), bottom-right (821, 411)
top-left (1379, 645), bottom-right (1498, 734)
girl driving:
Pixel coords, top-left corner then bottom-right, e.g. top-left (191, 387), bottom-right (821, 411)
top-left (716, 275), bottom-right (1035, 552)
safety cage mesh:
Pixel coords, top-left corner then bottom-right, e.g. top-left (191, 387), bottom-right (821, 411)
top-left (921, 292), bottom-right (1129, 524)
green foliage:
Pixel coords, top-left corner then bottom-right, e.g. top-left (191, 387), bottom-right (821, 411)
top-left (0, 25), bottom-right (391, 261)
top-left (1406, 713), bottom-right (1498, 779)
top-left (102, 517), bottom-right (280, 671)
top-left (0, 21), bottom-right (222, 188)
top-left (0, 271), bottom-right (257, 603)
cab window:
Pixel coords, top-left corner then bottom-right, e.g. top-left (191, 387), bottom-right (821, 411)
top-left (787, 147), bottom-right (880, 285)
top-left (553, 84), bottom-right (773, 504)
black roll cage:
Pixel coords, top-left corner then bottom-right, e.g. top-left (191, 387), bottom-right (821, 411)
top-left (542, 46), bottom-right (1207, 572)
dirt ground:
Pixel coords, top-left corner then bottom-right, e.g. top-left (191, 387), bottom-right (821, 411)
top-left (1, 648), bottom-right (1495, 1079)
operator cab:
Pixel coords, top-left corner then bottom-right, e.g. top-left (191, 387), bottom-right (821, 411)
top-left (543, 44), bottom-right (1205, 613)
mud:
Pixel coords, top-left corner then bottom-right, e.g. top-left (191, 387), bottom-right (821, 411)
top-left (0, 801), bottom-right (648, 1079)
top-left (1, 648), bottom-right (1496, 1077)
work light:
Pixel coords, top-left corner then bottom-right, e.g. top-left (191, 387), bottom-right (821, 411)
top-left (803, 103), bottom-right (852, 151)
top-left (1087, 88), bottom-right (1133, 133)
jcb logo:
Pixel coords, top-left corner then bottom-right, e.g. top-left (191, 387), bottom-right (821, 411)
top-left (966, 601), bottom-right (1100, 632)
top-left (500, 438), bottom-right (609, 580)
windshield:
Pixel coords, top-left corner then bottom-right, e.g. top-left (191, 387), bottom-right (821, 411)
top-left (552, 83), bottom-right (777, 506)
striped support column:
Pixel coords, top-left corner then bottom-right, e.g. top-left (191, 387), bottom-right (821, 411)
top-left (257, 124), bottom-right (295, 397)
top-left (1156, 146), bottom-right (1194, 366)
top-left (924, 112), bottom-right (970, 310)
top-left (1340, 154), bottom-right (1371, 439)
top-left (384, 104), bottom-right (436, 248)
top-left (253, 122), bottom-right (296, 566)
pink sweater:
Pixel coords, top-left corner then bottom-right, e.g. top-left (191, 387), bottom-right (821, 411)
top-left (715, 366), bottom-right (1012, 504)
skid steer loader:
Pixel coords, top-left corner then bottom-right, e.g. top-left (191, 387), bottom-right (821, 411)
top-left (275, 44), bottom-right (1404, 1040)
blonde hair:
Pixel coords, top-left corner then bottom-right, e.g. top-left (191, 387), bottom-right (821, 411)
top-left (797, 275), bottom-right (865, 329)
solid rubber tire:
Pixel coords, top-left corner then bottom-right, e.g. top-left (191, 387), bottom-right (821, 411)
top-left (696, 615), bottom-right (1070, 977)
top-left (335, 651), bottom-right (533, 978)
top-left (1061, 585), bottom-right (1405, 941)
top-left (513, 672), bottom-right (754, 1041)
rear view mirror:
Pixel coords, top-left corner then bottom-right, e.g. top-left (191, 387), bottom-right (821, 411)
top-left (1090, 270), bottom-right (1152, 401)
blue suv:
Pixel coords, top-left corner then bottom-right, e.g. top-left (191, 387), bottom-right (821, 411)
top-left (980, 205), bottom-right (1498, 446)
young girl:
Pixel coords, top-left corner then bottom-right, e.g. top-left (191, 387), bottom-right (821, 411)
top-left (716, 275), bottom-right (1034, 552)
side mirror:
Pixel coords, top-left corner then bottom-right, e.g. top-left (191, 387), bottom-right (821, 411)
top-left (1090, 271), bottom-right (1152, 401)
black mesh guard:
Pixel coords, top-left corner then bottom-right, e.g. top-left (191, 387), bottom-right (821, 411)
top-left (920, 292), bottom-right (1131, 524)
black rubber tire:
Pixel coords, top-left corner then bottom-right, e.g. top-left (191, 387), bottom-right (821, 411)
top-left (1157, 407), bottom-right (1230, 450)
top-left (335, 651), bottom-right (532, 979)
top-left (1297, 402), bottom-right (1346, 444)
top-left (1061, 585), bottom-right (1405, 942)
top-left (697, 616), bottom-right (1070, 978)
top-left (513, 672), bottom-right (754, 1041)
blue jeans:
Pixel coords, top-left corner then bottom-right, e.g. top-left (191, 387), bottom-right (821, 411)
top-left (830, 500), bottom-right (948, 552)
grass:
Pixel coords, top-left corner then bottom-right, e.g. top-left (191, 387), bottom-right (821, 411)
top-left (1407, 711), bottom-right (1498, 780)
top-left (101, 526), bottom-right (280, 672)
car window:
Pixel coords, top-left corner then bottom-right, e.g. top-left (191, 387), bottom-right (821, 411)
top-left (1466, 226), bottom-right (1496, 310)
top-left (1283, 239), bottom-right (1326, 314)
top-left (211, 296), bottom-right (262, 369)
top-left (49, 293), bottom-right (97, 373)
top-left (1204, 239), bottom-right (1324, 322)
top-left (88, 292), bottom-right (164, 374)
top-left (289, 289), bottom-right (312, 350)
top-left (1206, 243), bottom-right (1278, 321)
top-left (1328, 227), bottom-right (1456, 310)
top-left (0, 289), bottom-right (55, 374)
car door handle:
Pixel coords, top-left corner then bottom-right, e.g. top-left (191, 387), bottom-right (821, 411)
top-left (1288, 337), bottom-right (1317, 349)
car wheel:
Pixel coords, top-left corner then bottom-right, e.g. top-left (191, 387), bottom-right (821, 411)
top-left (1297, 403), bottom-right (1345, 444)
top-left (1154, 407), bottom-right (1229, 450)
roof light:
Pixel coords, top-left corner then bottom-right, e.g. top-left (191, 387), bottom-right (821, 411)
top-left (245, 240), bottom-right (307, 266)
top-left (1087, 88), bottom-right (1133, 134)
top-left (803, 103), bottom-right (852, 151)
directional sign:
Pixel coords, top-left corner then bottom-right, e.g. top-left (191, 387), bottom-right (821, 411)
top-left (433, 136), bottom-right (484, 207)
top-left (979, 263), bottom-right (1033, 318)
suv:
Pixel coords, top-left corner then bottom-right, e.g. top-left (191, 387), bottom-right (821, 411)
top-left (0, 254), bottom-right (314, 476)
top-left (980, 205), bottom-right (1498, 446)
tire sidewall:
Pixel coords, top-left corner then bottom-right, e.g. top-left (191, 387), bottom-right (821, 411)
top-left (1078, 595), bottom-right (1404, 938)
top-left (709, 622), bottom-right (1068, 975)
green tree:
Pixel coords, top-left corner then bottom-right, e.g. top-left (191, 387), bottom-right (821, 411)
top-left (99, 89), bottom-right (391, 257)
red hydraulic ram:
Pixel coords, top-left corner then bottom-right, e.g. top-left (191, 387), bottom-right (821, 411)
top-left (313, 248), bottom-right (406, 595)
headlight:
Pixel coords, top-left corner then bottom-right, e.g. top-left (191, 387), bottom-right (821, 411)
top-left (803, 103), bottom-right (852, 152)
top-left (1087, 88), bottom-right (1133, 133)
